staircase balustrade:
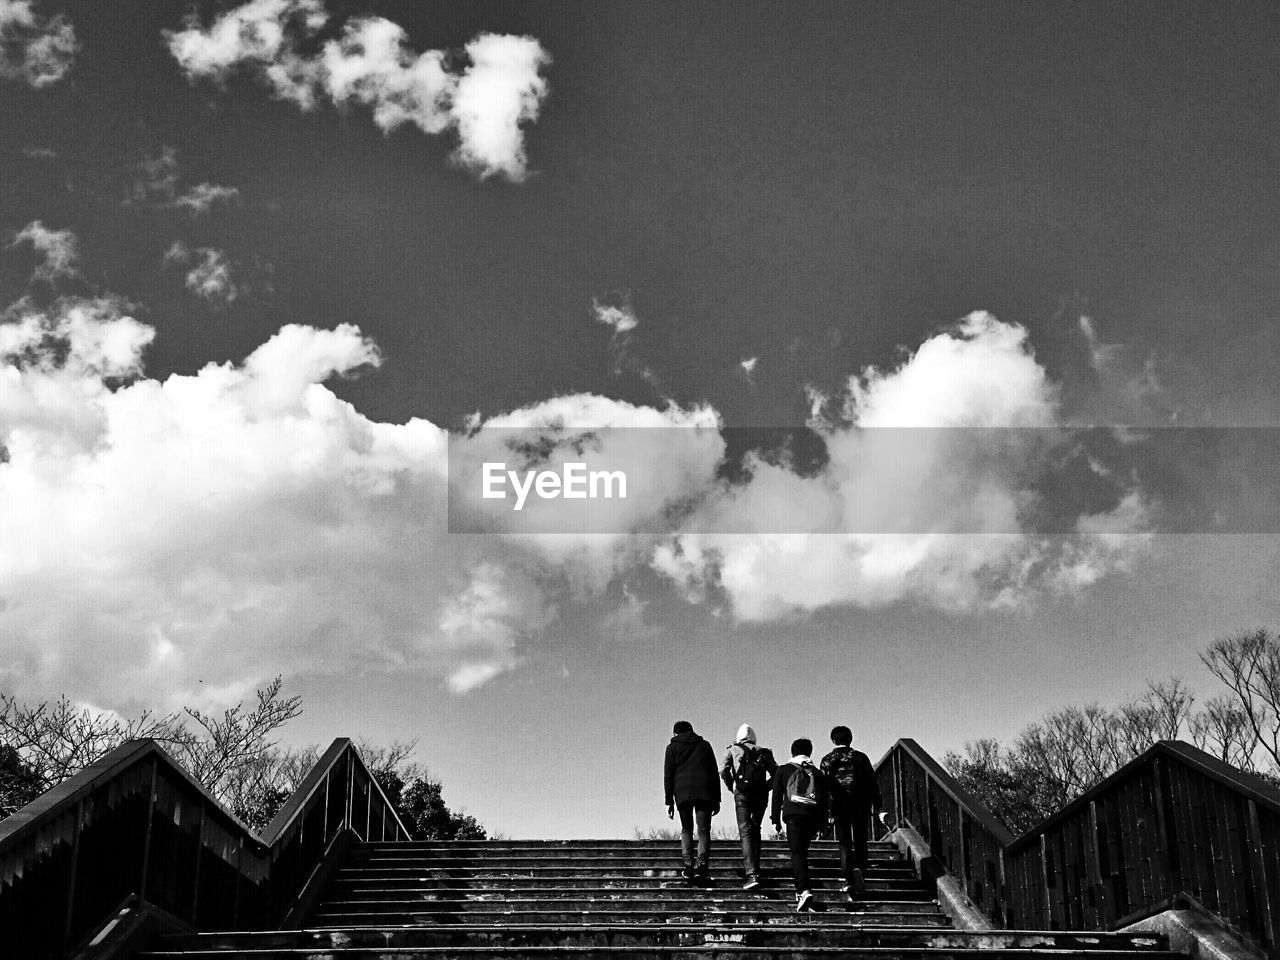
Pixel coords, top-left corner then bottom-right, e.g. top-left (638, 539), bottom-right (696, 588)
top-left (0, 736), bottom-right (409, 959)
top-left (876, 738), bottom-right (1280, 957)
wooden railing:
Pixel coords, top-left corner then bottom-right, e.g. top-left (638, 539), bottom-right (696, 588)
top-left (875, 738), bottom-right (1014, 925)
top-left (876, 738), bottom-right (1280, 956)
top-left (0, 737), bottom-right (409, 959)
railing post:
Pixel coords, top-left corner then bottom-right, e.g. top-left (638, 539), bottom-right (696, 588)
top-left (346, 749), bottom-right (355, 830)
top-left (1245, 799), bottom-right (1276, 947)
top-left (1085, 799), bottom-right (1105, 927)
top-left (1039, 833), bottom-right (1053, 928)
top-left (138, 756), bottom-right (159, 905)
top-left (190, 799), bottom-right (206, 923)
top-left (322, 771), bottom-right (330, 843)
top-left (61, 798), bottom-right (84, 950)
top-left (1149, 758), bottom-right (1174, 891)
top-left (957, 799), bottom-right (969, 884)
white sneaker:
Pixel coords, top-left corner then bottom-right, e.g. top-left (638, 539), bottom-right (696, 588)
top-left (796, 889), bottom-right (814, 912)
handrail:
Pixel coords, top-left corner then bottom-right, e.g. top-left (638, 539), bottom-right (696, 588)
top-left (875, 737), bottom-right (1014, 925)
top-left (1004, 739), bottom-right (1280, 854)
top-left (876, 738), bottom-right (1015, 846)
top-left (0, 736), bottom-right (410, 959)
top-left (875, 737), bottom-right (1280, 957)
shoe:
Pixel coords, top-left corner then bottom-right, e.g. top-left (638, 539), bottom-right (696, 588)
top-left (851, 868), bottom-right (866, 899)
top-left (695, 857), bottom-right (711, 885)
top-left (796, 889), bottom-right (814, 912)
top-left (743, 875), bottom-right (760, 890)
top-left (839, 882), bottom-right (849, 894)
top-left (681, 862), bottom-right (695, 881)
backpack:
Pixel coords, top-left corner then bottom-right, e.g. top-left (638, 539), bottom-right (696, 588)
top-left (829, 749), bottom-right (867, 795)
top-left (786, 762), bottom-right (823, 807)
top-left (733, 745), bottom-right (767, 794)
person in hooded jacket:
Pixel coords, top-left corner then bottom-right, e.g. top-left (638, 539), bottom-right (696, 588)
top-left (664, 720), bottom-right (721, 883)
top-left (720, 723), bottom-right (777, 889)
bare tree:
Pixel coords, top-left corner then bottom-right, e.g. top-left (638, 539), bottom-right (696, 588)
top-left (0, 677), bottom-right (300, 817)
top-left (1190, 694), bottom-right (1263, 772)
top-left (1200, 628), bottom-right (1280, 769)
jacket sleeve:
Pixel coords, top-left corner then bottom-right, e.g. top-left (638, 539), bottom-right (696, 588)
top-left (764, 748), bottom-right (778, 786)
top-left (664, 743), bottom-right (675, 806)
top-left (704, 741), bottom-right (722, 804)
top-left (771, 764), bottom-right (785, 823)
top-left (720, 747), bottom-right (735, 791)
top-left (863, 753), bottom-right (882, 809)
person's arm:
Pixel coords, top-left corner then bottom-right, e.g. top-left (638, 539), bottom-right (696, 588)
top-left (863, 753), bottom-right (882, 810)
top-left (720, 747), bottom-right (734, 791)
top-left (703, 741), bottom-right (721, 813)
top-left (770, 764), bottom-right (785, 826)
top-left (664, 743), bottom-right (675, 809)
top-left (763, 748), bottom-right (778, 789)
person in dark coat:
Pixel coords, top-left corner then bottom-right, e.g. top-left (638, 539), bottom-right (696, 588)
top-left (664, 719), bottom-right (721, 883)
top-left (820, 724), bottom-right (883, 900)
top-left (770, 737), bottom-right (826, 911)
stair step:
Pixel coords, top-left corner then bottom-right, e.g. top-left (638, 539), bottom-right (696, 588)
top-left (149, 928), bottom-right (1172, 953)
top-left (141, 948), bottom-right (1181, 960)
top-left (358, 842), bottom-right (902, 851)
top-left (334, 867), bottom-right (918, 879)
top-left (328, 885), bottom-right (936, 901)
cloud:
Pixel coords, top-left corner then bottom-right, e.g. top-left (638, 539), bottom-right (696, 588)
top-left (165, 242), bottom-right (239, 302)
top-left (10, 220), bottom-right (80, 281)
top-left (165, 1), bottom-right (551, 181)
top-left (0, 0), bottom-right (76, 87)
top-left (592, 299), bottom-right (638, 336)
top-left (172, 182), bottom-right (241, 215)
top-left (448, 34), bottom-right (550, 181)
top-left (129, 147), bottom-right (239, 215)
top-left (0, 295), bottom-right (1151, 710)
top-left (649, 312), bottom-right (1149, 620)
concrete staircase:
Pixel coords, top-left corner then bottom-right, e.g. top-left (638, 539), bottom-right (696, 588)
top-left (137, 838), bottom-right (1180, 958)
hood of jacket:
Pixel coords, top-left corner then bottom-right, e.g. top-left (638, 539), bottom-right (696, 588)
top-left (671, 731), bottom-right (704, 747)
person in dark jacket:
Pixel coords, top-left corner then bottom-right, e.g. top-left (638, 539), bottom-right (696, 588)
top-left (664, 720), bottom-right (721, 883)
top-left (720, 723), bottom-right (777, 889)
top-left (820, 724), bottom-right (883, 900)
top-left (770, 737), bottom-right (826, 911)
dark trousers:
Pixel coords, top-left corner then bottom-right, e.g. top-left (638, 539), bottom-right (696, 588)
top-left (832, 808), bottom-right (870, 883)
top-left (734, 792), bottom-right (767, 876)
top-left (783, 814), bottom-right (821, 893)
top-left (677, 800), bottom-right (712, 865)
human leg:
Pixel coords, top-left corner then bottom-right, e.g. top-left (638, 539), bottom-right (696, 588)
top-left (784, 814), bottom-right (817, 896)
top-left (677, 802), bottom-right (695, 877)
top-left (693, 802), bottom-right (712, 881)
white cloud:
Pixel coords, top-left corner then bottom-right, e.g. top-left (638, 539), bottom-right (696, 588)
top-left (172, 182), bottom-right (240, 215)
top-left (650, 312), bottom-right (1149, 620)
top-left (10, 220), bottom-right (80, 281)
top-left (592, 299), bottom-right (638, 335)
top-left (0, 0), bottom-right (76, 87)
top-left (449, 34), bottom-right (550, 181)
top-left (165, 1), bottom-right (551, 182)
top-left (0, 297), bottom-right (1152, 709)
top-left (165, 242), bottom-right (239, 302)
top-left (129, 147), bottom-right (239, 215)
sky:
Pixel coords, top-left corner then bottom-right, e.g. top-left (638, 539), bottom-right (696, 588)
top-left (1, 0), bottom-right (1279, 838)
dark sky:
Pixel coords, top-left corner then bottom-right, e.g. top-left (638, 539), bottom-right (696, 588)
top-left (2, 1), bottom-right (1280, 837)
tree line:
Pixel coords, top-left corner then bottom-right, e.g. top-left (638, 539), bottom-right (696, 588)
top-left (0, 676), bottom-right (487, 840)
top-left (944, 627), bottom-right (1280, 834)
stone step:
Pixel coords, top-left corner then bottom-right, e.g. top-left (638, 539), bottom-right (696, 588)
top-left (142, 947), bottom-right (1180, 960)
top-left (316, 898), bottom-right (944, 916)
top-left (359, 842), bottom-right (902, 851)
top-left (352, 854), bottom-right (908, 867)
top-left (331, 867), bottom-right (918, 882)
top-left (147, 927), bottom-right (1171, 953)
top-left (327, 884), bottom-right (936, 901)
top-left (308, 909), bottom-right (952, 927)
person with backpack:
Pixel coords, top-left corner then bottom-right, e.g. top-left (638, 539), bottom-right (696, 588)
top-left (719, 723), bottom-right (777, 889)
top-left (770, 737), bottom-right (827, 911)
top-left (664, 720), bottom-right (721, 884)
top-left (820, 724), bottom-right (883, 900)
